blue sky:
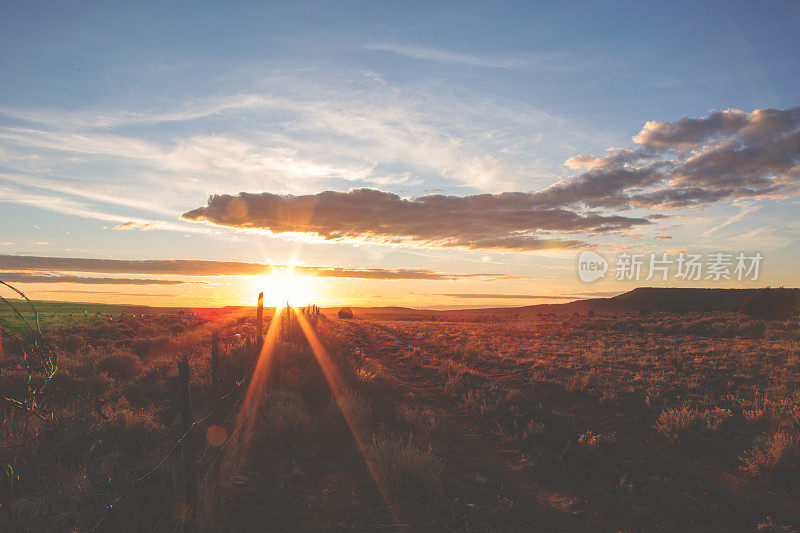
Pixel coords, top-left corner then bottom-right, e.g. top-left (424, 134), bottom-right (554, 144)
top-left (1, 1), bottom-right (799, 307)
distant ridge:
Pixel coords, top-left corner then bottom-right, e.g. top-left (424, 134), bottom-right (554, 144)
top-left (342, 288), bottom-right (800, 317)
top-left (443, 287), bottom-right (800, 316)
top-left (7, 288), bottom-right (798, 317)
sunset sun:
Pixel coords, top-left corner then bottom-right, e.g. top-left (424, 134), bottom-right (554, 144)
top-left (256, 269), bottom-right (317, 307)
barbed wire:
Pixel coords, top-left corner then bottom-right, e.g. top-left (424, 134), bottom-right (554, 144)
top-left (89, 355), bottom-right (257, 532)
top-left (1, 280), bottom-right (269, 531)
top-left (148, 368), bottom-right (252, 533)
top-left (1, 396), bottom-right (99, 455)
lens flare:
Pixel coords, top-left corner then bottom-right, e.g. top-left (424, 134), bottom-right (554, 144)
top-left (255, 268), bottom-right (317, 307)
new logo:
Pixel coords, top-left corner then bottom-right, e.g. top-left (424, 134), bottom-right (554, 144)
top-left (578, 251), bottom-right (608, 283)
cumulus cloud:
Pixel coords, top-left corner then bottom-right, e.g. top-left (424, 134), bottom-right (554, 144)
top-left (553, 107), bottom-right (800, 210)
top-left (0, 255), bottom-right (508, 281)
top-left (182, 189), bottom-right (650, 251)
top-left (179, 107), bottom-right (800, 252)
top-left (632, 108), bottom-right (800, 148)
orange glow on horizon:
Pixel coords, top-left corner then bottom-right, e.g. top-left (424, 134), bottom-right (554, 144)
top-left (253, 267), bottom-right (319, 307)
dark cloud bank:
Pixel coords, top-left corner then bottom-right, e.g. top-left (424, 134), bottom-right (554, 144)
top-left (0, 255), bottom-right (508, 281)
top-left (0, 272), bottom-right (186, 285)
top-left (183, 107), bottom-right (800, 251)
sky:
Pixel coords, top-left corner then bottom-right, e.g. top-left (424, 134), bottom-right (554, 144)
top-left (1, 0), bottom-right (799, 308)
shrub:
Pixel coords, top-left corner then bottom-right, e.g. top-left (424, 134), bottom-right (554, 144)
top-left (565, 371), bottom-right (596, 393)
top-left (45, 369), bottom-right (84, 402)
top-left (522, 420), bottom-right (546, 441)
top-left (395, 402), bottom-right (440, 436)
top-left (366, 437), bottom-right (443, 495)
top-left (654, 406), bottom-right (699, 443)
top-left (323, 390), bottom-right (372, 435)
top-left (261, 390), bottom-right (312, 438)
top-left (577, 429), bottom-right (615, 450)
top-left (704, 408), bottom-right (731, 432)
top-left (439, 360), bottom-right (481, 391)
top-left (64, 334), bottom-right (84, 353)
top-left (739, 431), bottom-right (800, 478)
top-left (655, 407), bottom-right (732, 443)
top-left (757, 516), bottom-right (796, 531)
top-left (96, 353), bottom-right (142, 382)
top-left (131, 336), bottom-right (171, 358)
top-left (94, 404), bottom-right (165, 456)
top-left (0, 368), bottom-right (29, 401)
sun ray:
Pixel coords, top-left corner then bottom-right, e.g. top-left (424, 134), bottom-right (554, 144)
top-left (216, 301), bottom-right (399, 524)
top-left (217, 306), bottom-right (284, 487)
top-left (294, 310), bottom-right (402, 524)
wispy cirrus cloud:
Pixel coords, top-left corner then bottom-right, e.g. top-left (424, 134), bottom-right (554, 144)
top-left (0, 183), bottom-right (206, 234)
top-left (0, 93), bottom-right (275, 129)
top-left (0, 172), bottom-right (177, 217)
top-left (364, 43), bottom-right (595, 72)
top-left (113, 221), bottom-right (166, 231)
top-left (366, 43), bottom-right (538, 69)
top-left (0, 71), bottom-right (608, 201)
top-left (0, 128), bottom-right (376, 186)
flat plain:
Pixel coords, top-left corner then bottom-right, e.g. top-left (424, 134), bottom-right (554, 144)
top-left (2, 303), bottom-right (799, 531)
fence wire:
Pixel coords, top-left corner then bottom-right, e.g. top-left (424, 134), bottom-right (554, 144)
top-left (89, 354), bottom-right (257, 532)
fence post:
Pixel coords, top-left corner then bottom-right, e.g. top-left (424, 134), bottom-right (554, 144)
top-left (211, 330), bottom-right (219, 405)
top-left (256, 292), bottom-right (264, 349)
top-left (1, 464), bottom-right (15, 530)
top-left (177, 354), bottom-right (198, 532)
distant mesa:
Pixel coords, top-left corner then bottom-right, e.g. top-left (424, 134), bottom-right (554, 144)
top-left (338, 307), bottom-right (354, 319)
top-left (453, 287), bottom-right (800, 317)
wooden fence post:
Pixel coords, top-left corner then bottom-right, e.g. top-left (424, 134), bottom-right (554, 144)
top-left (211, 330), bottom-right (219, 405)
top-left (177, 354), bottom-right (198, 532)
top-left (256, 292), bottom-right (264, 349)
top-left (1, 464), bottom-right (15, 530)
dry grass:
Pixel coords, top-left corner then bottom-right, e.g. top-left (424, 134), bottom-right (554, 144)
top-left (740, 431), bottom-right (800, 478)
top-left (2, 307), bottom-right (799, 531)
top-left (365, 436), bottom-right (444, 496)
